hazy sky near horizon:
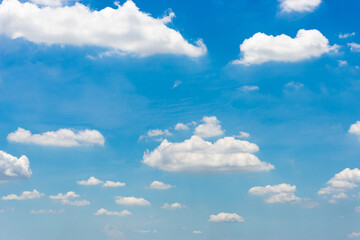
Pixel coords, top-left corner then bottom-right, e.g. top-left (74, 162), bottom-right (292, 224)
top-left (0, 0), bottom-right (360, 239)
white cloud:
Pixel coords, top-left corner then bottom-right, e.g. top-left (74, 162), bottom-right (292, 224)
top-left (339, 32), bottom-right (355, 39)
top-left (348, 43), bottom-right (360, 52)
top-left (175, 123), bottom-right (189, 131)
top-left (237, 131), bottom-right (250, 138)
top-left (161, 202), bottom-right (186, 210)
top-left (2, 189), bottom-right (44, 200)
top-left (233, 29), bottom-right (337, 65)
top-left (77, 176), bottom-right (103, 186)
top-left (192, 230), bottom-right (202, 234)
top-left (209, 212), bottom-right (244, 222)
top-left (115, 196), bottom-right (150, 206)
top-left (240, 85), bottom-right (259, 92)
top-left (172, 80), bottom-right (183, 88)
top-left (278, 0), bottom-right (321, 13)
top-left (61, 199), bottom-right (90, 206)
top-left (285, 81), bottom-right (304, 90)
top-left (195, 116), bottom-right (224, 138)
top-left (338, 60), bottom-right (348, 67)
top-left (149, 181), bottom-right (175, 190)
top-left (0, 0), bottom-right (206, 57)
top-left (0, 150), bottom-right (31, 181)
top-left (349, 121), bottom-right (360, 140)
top-left (355, 206), bottom-right (360, 213)
top-left (49, 191), bottom-right (79, 200)
top-left (94, 208), bottom-right (132, 217)
top-left (134, 230), bottom-right (158, 234)
top-left (318, 168), bottom-right (360, 200)
top-left (104, 225), bottom-right (124, 239)
top-left (30, 0), bottom-right (63, 7)
top-left (7, 127), bottom-right (105, 147)
top-left (249, 183), bottom-right (301, 203)
top-left (349, 232), bottom-right (360, 238)
top-left (143, 135), bottom-right (273, 173)
top-left (30, 209), bottom-right (64, 214)
top-left (102, 181), bottom-right (126, 188)
top-left (139, 129), bottom-right (172, 141)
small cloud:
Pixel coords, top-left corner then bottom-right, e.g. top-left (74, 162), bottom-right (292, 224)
top-left (94, 208), bottom-right (132, 217)
top-left (192, 230), bottom-right (202, 234)
top-left (30, 209), bottom-right (64, 214)
top-left (209, 212), bottom-right (244, 222)
top-left (77, 176), bottom-right (103, 186)
top-left (102, 181), bottom-right (126, 188)
top-left (172, 80), bottom-right (183, 88)
top-left (104, 225), bottom-right (124, 239)
top-left (338, 60), bottom-right (348, 67)
top-left (278, 0), bottom-right (321, 13)
top-left (174, 123), bottom-right (190, 131)
top-left (349, 232), bottom-right (360, 238)
top-left (339, 32), bottom-right (356, 39)
top-left (149, 181), bottom-right (175, 190)
top-left (236, 131), bottom-right (250, 138)
top-left (249, 183), bottom-right (301, 203)
top-left (285, 81), bottom-right (304, 90)
top-left (348, 43), bottom-right (360, 52)
top-left (2, 189), bottom-right (44, 200)
top-left (239, 85), bottom-right (259, 92)
top-left (161, 202), bottom-right (186, 210)
top-left (49, 191), bottom-right (80, 200)
top-left (61, 199), bottom-right (90, 206)
top-left (115, 196), bottom-right (150, 206)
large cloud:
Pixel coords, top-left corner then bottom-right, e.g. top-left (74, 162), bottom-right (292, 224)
top-left (0, 0), bottom-right (206, 57)
top-left (249, 183), bottom-right (301, 203)
top-left (143, 135), bottom-right (274, 173)
top-left (7, 128), bottom-right (104, 147)
top-left (278, 0), bottom-right (321, 13)
top-left (318, 168), bottom-right (360, 202)
top-left (233, 29), bottom-right (337, 65)
top-left (0, 150), bottom-right (31, 181)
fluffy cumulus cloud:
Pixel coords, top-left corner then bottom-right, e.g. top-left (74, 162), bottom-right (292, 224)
top-left (49, 191), bottom-right (90, 206)
top-left (49, 191), bottom-right (79, 200)
top-left (94, 208), bottom-right (132, 217)
top-left (143, 135), bottom-right (273, 173)
top-left (209, 212), bottom-right (244, 222)
top-left (102, 181), bottom-right (126, 187)
top-left (175, 123), bottom-right (189, 131)
top-left (161, 202), bottom-right (186, 210)
top-left (318, 168), bottom-right (360, 202)
top-left (348, 43), bottom-right (360, 52)
top-left (233, 29), bottom-right (337, 65)
top-left (195, 116), bottom-right (224, 138)
top-left (349, 121), bottom-right (360, 140)
top-left (115, 196), bottom-right (150, 206)
top-left (249, 183), bottom-right (301, 203)
top-left (0, 150), bottom-right (31, 181)
top-left (0, 0), bottom-right (206, 57)
top-left (278, 0), bottom-right (321, 13)
top-left (149, 181), bottom-right (175, 190)
top-left (2, 189), bottom-right (44, 200)
top-left (7, 128), bottom-right (104, 147)
top-left (77, 176), bottom-right (103, 186)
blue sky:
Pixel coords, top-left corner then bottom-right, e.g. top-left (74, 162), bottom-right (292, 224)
top-left (0, 0), bottom-right (360, 239)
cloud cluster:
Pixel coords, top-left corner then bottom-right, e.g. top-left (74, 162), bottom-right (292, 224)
top-left (49, 191), bottom-right (90, 206)
top-left (115, 196), bottom-right (150, 206)
top-left (77, 176), bottom-right (125, 187)
top-left (143, 135), bottom-right (273, 173)
top-left (233, 29), bottom-right (336, 65)
top-left (149, 181), bottom-right (175, 190)
top-left (195, 116), bottom-right (224, 138)
top-left (94, 208), bottom-right (132, 217)
top-left (249, 183), bottom-right (301, 203)
top-left (318, 168), bottom-right (360, 202)
top-left (0, 150), bottom-right (32, 181)
top-left (161, 202), bottom-right (186, 210)
top-left (0, 0), bottom-right (206, 57)
top-left (339, 32), bottom-right (355, 39)
top-left (348, 43), bottom-right (360, 52)
top-left (278, 0), bottom-right (321, 13)
top-left (7, 128), bottom-right (104, 147)
top-left (2, 189), bottom-right (44, 200)
top-left (209, 212), bottom-right (244, 222)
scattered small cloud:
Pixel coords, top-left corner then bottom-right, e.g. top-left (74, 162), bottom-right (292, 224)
top-left (2, 189), bottom-right (44, 200)
top-left (339, 32), bottom-right (355, 39)
top-left (115, 196), bottom-right (150, 206)
top-left (348, 43), bottom-right (360, 52)
top-left (30, 209), bottom-right (64, 214)
top-left (161, 202), bottom-right (186, 210)
top-left (278, 0), bottom-right (322, 13)
top-left (239, 85), bottom-right (259, 92)
top-left (149, 181), bottom-right (175, 190)
top-left (172, 80), bottom-right (183, 88)
top-left (103, 181), bottom-right (126, 188)
top-left (285, 81), bottom-right (304, 90)
top-left (94, 208), bottom-right (132, 217)
top-left (77, 176), bottom-right (103, 186)
top-left (209, 212), bottom-right (244, 222)
top-left (249, 183), bottom-right (301, 203)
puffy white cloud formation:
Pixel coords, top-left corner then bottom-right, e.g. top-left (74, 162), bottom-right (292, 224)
top-left (175, 123), bottom-right (189, 131)
top-left (149, 181), bottom-right (174, 190)
top-left (318, 168), bottom-right (360, 200)
top-left (102, 181), bottom-right (126, 187)
top-left (249, 183), bottom-right (301, 203)
top-left (115, 196), bottom-right (150, 206)
top-left (77, 176), bottom-right (103, 186)
top-left (349, 121), bottom-right (360, 140)
top-left (30, 209), bottom-right (64, 214)
top-left (161, 202), bottom-right (186, 209)
top-left (195, 116), bottom-right (224, 138)
top-left (349, 232), bottom-right (360, 238)
top-left (0, 0), bottom-right (206, 57)
top-left (348, 43), bottom-right (360, 52)
top-left (143, 135), bottom-right (273, 173)
top-left (233, 29), bottom-right (336, 65)
top-left (0, 150), bottom-right (32, 181)
top-left (94, 208), bottom-right (132, 217)
top-left (209, 212), bottom-right (244, 222)
top-left (139, 129), bottom-right (172, 141)
top-left (7, 128), bottom-right (105, 147)
top-left (278, 0), bottom-right (321, 13)
top-left (49, 191), bottom-right (79, 200)
top-left (2, 189), bottom-right (44, 200)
